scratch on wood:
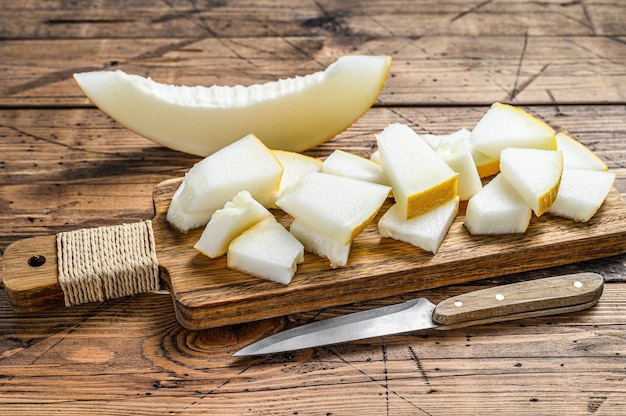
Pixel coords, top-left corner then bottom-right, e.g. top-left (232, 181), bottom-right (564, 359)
top-left (510, 31), bottom-right (529, 101)
top-left (382, 343), bottom-right (390, 416)
top-left (161, 0), bottom-right (255, 66)
top-left (511, 63), bottom-right (550, 101)
top-left (3, 67), bottom-right (99, 97)
top-left (581, 2), bottom-right (597, 36)
top-left (301, 1), bottom-right (350, 36)
top-left (546, 89), bottom-right (564, 116)
top-left (587, 396), bottom-right (607, 413)
top-left (4, 126), bottom-right (127, 158)
top-left (407, 346), bottom-right (431, 389)
top-left (387, 108), bottom-right (421, 130)
top-left (450, 0), bottom-right (493, 23)
top-left (327, 348), bottom-right (432, 415)
top-left (4, 38), bottom-right (202, 97)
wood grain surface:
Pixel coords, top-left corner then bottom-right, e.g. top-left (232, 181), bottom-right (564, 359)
top-left (1, 1), bottom-right (626, 415)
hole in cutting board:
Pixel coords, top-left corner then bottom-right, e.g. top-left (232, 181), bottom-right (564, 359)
top-left (28, 255), bottom-right (46, 267)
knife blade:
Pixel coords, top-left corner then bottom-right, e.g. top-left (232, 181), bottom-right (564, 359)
top-left (234, 272), bottom-right (604, 356)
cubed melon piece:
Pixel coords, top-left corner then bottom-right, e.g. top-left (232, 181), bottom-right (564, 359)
top-left (376, 123), bottom-right (458, 219)
top-left (464, 174), bottom-right (532, 235)
top-left (276, 172), bottom-right (391, 245)
top-left (289, 219), bottom-right (352, 268)
top-left (379, 197), bottom-right (459, 254)
top-left (470, 102), bottom-right (556, 158)
top-left (167, 134), bottom-right (283, 231)
top-left (227, 217), bottom-right (304, 285)
top-left (322, 149), bottom-right (388, 185)
top-left (499, 147), bottom-right (563, 217)
top-left (548, 168), bottom-right (615, 222)
top-left (194, 191), bottom-right (273, 258)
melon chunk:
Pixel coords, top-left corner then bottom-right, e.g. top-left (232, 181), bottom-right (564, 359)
top-left (379, 197), bottom-right (459, 254)
top-left (290, 219), bottom-right (352, 268)
top-left (227, 217), bottom-right (304, 285)
top-left (166, 134), bottom-right (282, 231)
top-left (435, 134), bottom-right (482, 200)
top-left (499, 147), bottom-right (563, 217)
top-left (376, 123), bottom-right (458, 219)
top-left (194, 191), bottom-right (273, 258)
top-left (548, 168), bottom-right (615, 222)
top-left (276, 172), bottom-right (391, 245)
top-left (257, 150), bottom-right (322, 208)
top-left (556, 132), bottom-right (608, 171)
top-left (464, 174), bottom-right (532, 235)
top-left (322, 149), bottom-right (388, 185)
top-left (470, 102), bottom-right (556, 158)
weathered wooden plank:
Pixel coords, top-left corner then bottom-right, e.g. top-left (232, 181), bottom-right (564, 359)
top-left (1, 35), bottom-right (625, 107)
top-left (0, 278), bottom-right (624, 415)
top-left (1, 0), bottom-right (624, 39)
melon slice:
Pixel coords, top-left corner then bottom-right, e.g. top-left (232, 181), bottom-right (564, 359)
top-left (499, 147), bottom-right (563, 217)
top-left (435, 134), bottom-right (482, 201)
top-left (464, 174), bottom-right (532, 235)
top-left (276, 172), bottom-right (391, 245)
top-left (289, 219), bottom-right (352, 268)
top-left (379, 197), bottom-right (459, 254)
top-left (556, 132), bottom-right (608, 171)
top-left (166, 134), bottom-right (282, 231)
top-left (74, 55), bottom-right (392, 156)
top-left (548, 168), bottom-right (615, 222)
top-left (256, 150), bottom-right (322, 208)
top-left (470, 102), bottom-right (556, 158)
top-left (376, 123), bottom-right (458, 219)
top-left (194, 191), bottom-right (273, 258)
top-left (321, 149), bottom-right (388, 185)
top-left (227, 217), bottom-right (304, 285)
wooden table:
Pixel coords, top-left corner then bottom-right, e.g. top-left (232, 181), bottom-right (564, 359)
top-left (1, 1), bottom-right (625, 414)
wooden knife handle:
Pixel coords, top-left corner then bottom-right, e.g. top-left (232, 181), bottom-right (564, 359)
top-left (432, 272), bottom-right (604, 328)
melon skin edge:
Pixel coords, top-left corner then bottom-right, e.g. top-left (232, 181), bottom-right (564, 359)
top-left (74, 55), bottom-right (392, 156)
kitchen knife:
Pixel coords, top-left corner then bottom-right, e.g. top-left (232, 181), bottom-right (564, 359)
top-left (234, 272), bottom-right (603, 356)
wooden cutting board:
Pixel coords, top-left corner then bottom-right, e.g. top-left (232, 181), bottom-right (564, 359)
top-left (4, 177), bottom-right (626, 330)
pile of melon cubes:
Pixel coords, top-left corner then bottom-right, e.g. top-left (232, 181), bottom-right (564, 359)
top-left (167, 103), bottom-right (614, 285)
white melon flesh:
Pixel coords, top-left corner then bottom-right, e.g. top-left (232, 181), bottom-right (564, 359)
top-left (227, 218), bottom-right (304, 285)
top-left (464, 174), bottom-right (532, 235)
top-left (556, 132), bottom-right (608, 171)
top-left (370, 150), bottom-right (381, 164)
top-left (471, 147), bottom-right (500, 178)
top-left (548, 168), bottom-right (615, 222)
top-left (276, 172), bottom-right (391, 245)
top-left (256, 150), bottom-right (322, 208)
top-left (194, 191), bottom-right (273, 258)
top-left (379, 197), bottom-right (459, 254)
top-left (422, 128), bottom-right (471, 151)
top-left (376, 123), bottom-right (458, 219)
top-left (74, 55), bottom-right (392, 156)
top-left (321, 149), bottom-right (388, 185)
top-left (166, 134), bottom-right (282, 231)
top-left (290, 219), bottom-right (352, 268)
top-left (424, 128), bottom-right (498, 180)
top-left (166, 181), bottom-right (213, 231)
top-left (470, 102), bottom-right (556, 158)
top-left (435, 134), bottom-right (482, 200)
top-left (499, 147), bottom-right (563, 217)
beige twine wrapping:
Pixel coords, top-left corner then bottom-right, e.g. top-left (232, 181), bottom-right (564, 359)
top-left (56, 220), bottom-right (160, 307)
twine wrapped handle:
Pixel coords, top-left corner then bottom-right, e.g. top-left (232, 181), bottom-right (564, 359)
top-left (56, 220), bottom-right (160, 307)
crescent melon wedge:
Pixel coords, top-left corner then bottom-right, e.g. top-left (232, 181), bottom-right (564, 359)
top-left (74, 55), bottom-right (392, 156)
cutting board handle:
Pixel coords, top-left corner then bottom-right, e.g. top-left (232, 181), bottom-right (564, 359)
top-left (3, 220), bottom-right (161, 312)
